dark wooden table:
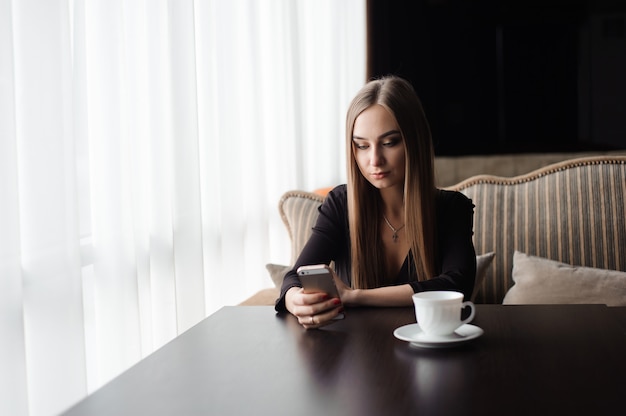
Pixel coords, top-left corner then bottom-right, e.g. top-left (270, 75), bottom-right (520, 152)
top-left (62, 304), bottom-right (626, 416)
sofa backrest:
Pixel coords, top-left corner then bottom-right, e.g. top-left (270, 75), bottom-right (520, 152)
top-left (449, 155), bottom-right (626, 303)
top-left (279, 190), bottom-right (325, 265)
top-left (278, 156), bottom-right (626, 304)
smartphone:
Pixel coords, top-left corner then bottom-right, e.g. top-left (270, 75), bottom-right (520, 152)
top-left (297, 264), bottom-right (344, 319)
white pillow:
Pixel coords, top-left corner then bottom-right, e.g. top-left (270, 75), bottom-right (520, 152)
top-left (503, 251), bottom-right (626, 306)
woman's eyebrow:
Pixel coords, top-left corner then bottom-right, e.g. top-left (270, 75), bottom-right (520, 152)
top-left (379, 130), bottom-right (401, 139)
top-left (352, 130), bottom-right (401, 141)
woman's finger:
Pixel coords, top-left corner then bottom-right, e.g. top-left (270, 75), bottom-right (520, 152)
top-left (298, 305), bottom-right (343, 329)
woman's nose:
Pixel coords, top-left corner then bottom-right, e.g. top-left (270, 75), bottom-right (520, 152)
top-left (370, 147), bottom-right (384, 166)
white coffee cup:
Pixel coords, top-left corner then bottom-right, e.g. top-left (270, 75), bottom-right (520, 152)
top-left (412, 291), bottom-right (476, 337)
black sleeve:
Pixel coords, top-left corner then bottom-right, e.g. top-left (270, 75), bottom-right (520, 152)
top-left (274, 186), bottom-right (349, 312)
top-left (408, 190), bottom-right (477, 300)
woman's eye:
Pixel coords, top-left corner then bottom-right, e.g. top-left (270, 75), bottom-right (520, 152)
top-left (383, 139), bottom-right (399, 147)
top-left (354, 143), bottom-right (369, 150)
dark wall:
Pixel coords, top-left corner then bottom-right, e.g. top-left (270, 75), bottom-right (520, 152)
top-left (367, 0), bottom-right (626, 155)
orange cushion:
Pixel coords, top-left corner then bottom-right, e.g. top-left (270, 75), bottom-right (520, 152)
top-left (312, 186), bottom-right (333, 197)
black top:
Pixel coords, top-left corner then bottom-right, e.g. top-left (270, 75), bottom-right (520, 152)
top-left (275, 185), bottom-right (476, 311)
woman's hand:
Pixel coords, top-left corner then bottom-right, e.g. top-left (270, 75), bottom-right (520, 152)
top-left (331, 270), bottom-right (354, 305)
top-left (285, 286), bottom-right (343, 329)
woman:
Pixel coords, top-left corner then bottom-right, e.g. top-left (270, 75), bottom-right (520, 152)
top-left (275, 75), bottom-right (476, 328)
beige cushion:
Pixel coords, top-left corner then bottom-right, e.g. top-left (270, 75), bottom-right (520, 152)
top-left (503, 251), bottom-right (626, 306)
top-left (265, 263), bottom-right (291, 288)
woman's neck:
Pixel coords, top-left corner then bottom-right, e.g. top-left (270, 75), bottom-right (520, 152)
top-left (379, 187), bottom-right (404, 218)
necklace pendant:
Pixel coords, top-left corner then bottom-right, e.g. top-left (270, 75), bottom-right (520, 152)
top-left (383, 214), bottom-right (404, 244)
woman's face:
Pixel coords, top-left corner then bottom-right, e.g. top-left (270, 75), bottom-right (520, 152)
top-left (352, 104), bottom-right (406, 190)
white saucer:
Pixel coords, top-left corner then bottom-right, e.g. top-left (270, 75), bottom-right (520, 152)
top-left (393, 323), bottom-right (484, 349)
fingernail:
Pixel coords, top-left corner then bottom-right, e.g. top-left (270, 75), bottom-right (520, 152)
top-left (333, 298), bottom-right (341, 305)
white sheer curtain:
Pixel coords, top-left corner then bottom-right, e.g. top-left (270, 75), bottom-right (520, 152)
top-left (0, 0), bottom-right (366, 415)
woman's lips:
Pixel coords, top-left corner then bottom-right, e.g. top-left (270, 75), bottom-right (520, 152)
top-left (370, 171), bottom-right (389, 179)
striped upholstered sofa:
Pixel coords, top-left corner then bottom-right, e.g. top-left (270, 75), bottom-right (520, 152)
top-left (243, 155), bottom-right (626, 305)
top-left (449, 155), bottom-right (626, 304)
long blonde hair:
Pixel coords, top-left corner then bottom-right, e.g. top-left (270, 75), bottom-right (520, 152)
top-left (346, 76), bottom-right (436, 289)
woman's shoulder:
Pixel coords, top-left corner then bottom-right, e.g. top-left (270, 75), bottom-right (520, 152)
top-left (315, 185), bottom-right (349, 228)
top-left (325, 184), bottom-right (348, 204)
top-left (328, 184), bottom-right (347, 196)
top-left (435, 188), bottom-right (474, 210)
top-left (319, 184), bottom-right (348, 211)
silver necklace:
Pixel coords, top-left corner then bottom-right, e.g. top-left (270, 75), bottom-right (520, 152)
top-left (382, 214), bottom-right (405, 243)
